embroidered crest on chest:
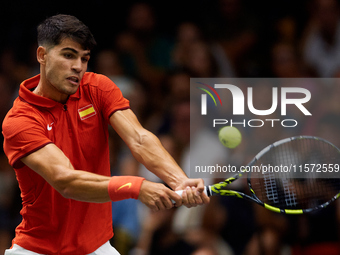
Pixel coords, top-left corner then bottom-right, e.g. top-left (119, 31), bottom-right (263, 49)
top-left (78, 104), bottom-right (96, 120)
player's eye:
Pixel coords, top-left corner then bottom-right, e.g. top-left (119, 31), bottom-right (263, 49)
top-left (64, 53), bottom-right (74, 59)
top-left (81, 57), bottom-right (89, 63)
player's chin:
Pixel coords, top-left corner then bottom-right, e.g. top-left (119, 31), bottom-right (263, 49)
top-left (69, 87), bottom-right (79, 95)
top-left (62, 84), bottom-right (79, 95)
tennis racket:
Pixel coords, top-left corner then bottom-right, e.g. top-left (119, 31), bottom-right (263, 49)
top-left (177, 136), bottom-right (340, 214)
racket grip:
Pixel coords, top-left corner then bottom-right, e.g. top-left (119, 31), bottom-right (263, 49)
top-left (172, 186), bottom-right (210, 204)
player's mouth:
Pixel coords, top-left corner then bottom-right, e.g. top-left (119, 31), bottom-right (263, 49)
top-left (67, 76), bottom-right (80, 86)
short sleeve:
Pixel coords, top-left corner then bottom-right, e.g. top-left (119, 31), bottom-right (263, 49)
top-left (2, 113), bottom-right (52, 169)
top-left (91, 74), bottom-right (130, 121)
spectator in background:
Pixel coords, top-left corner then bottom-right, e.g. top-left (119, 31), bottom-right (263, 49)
top-left (242, 204), bottom-right (289, 255)
top-left (132, 192), bottom-right (234, 255)
top-left (171, 22), bottom-right (203, 69)
top-left (94, 49), bottom-right (147, 123)
top-left (183, 41), bottom-right (220, 77)
top-left (94, 49), bottom-right (138, 97)
top-left (164, 69), bottom-right (191, 103)
top-left (172, 23), bottom-right (222, 77)
top-left (302, 0), bottom-right (340, 77)
top-left (271, 41), bottom-right (309, 78)
top-left (171, 21), bottom-right (233, 77)
top-left (116, 2), bottom-right (174, 88)
top-left (201, 0), bottom-right (259, 77)
top-left (275, 16), bottom-right (299, 44)
top-left (131, 207), bottom-right (197, 255)
top-left (0, 45), bottom-right (38, 93)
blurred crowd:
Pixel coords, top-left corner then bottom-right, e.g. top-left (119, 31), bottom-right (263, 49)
top-left (1, 0), bottom-right (340, 254)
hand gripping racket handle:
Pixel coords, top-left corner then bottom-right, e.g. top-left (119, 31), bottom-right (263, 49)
top-left (172, 186), bottom-right (211, 204)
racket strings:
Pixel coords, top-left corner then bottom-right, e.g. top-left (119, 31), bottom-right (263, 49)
top-left (250, 137), bottom-right (340, 210)
top-left (263, 173), bottom-right (279, 203)
top-left (282, 178), bottom-right (297, 207)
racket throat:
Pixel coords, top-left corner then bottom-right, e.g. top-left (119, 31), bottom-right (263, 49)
top-left (205, 186), bottom-right (212, 196)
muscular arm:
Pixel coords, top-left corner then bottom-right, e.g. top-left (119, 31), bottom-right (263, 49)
top-left (110, 109), bottom-right (210, 207)
top-left (109, 109), bottom-right (187, 190)
top-left (21, 143), bottom-right (112, 203)
top-left (20, 138), bottom-right (182, 210)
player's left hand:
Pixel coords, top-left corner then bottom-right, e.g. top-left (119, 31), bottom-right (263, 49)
top-left (175, 178), bottom-right (210, 208)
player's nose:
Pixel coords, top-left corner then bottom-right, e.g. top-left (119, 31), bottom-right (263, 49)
top-left (72, 58), bottom-right (83, 73)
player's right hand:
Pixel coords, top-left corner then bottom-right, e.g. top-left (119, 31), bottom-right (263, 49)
top-left (138, 180), bottom-right (182, 211)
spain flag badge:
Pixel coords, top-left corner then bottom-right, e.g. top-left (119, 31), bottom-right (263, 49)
top-left (78, 104), bottom-right (96, 120)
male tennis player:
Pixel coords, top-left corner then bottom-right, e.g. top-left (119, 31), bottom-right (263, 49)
top-left (2, 14), bottom-right (209, 255)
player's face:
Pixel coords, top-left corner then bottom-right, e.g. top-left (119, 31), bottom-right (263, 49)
top-left (42, 38), bottom-right (90, 102)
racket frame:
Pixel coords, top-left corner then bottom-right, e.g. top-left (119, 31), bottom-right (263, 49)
top-left (206, 136), bottom-right (340, 215)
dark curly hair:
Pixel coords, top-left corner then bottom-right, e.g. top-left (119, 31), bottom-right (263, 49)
top-left (37, 14), bottom-right (96, 50)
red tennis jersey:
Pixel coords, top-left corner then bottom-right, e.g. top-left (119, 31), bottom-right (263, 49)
top-left (2, 72), bottom-right (130, 254)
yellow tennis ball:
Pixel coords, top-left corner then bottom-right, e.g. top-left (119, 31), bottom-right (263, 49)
top-left (218, 126), bottom-right (242, 148)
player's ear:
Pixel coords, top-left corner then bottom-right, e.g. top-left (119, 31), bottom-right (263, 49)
top-left (37, 46), bottom-right (47, 65)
